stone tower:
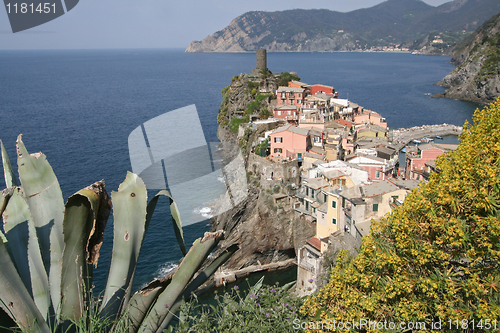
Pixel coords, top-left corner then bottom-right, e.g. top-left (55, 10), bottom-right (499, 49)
top-left (256, 49), bottom-right (267, 70)
top-left (252, 49), bottom-right (267, 76)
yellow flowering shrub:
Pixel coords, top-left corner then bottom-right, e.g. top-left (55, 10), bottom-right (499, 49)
top-left (301, 98), bottom-right (500, 332)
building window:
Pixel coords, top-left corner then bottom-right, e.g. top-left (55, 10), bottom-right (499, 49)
top-left (375, 170), bottom-right (381, 178)
top-left (332, 218), bottom-right (337, 225)
top-left (306, 187), bottom-right (309, 196)
top-left (342, 197), bottom-right (345, 208)
top-left (332, 201), bottom-right (336, 208)
top-left (274, 137), bottom-right (282, 143)
top-left (273, 148), bottom-right (282, 153)
top-left (281, 93), bottom-right (286, 99)
top-left (373, 204), bottom-right (379, 212)
top-left (277, 111), bottom-right (281, 116)
top-left (287, 111), bottom-right (291, 115)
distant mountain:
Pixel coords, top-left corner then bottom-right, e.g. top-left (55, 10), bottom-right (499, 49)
top-left (185, 0), bottom-right (500, 53)
top-left (435, 12), bottom-right (500, 103)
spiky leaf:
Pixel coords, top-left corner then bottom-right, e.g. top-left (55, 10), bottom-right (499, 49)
top-left (100, 172), bottom-right (148, 321)
top-left (146, 190), bottom-right (186, 256)
top-left (138, 231), bottom-right (224, 332)
top-left (16, 135), bottom-right (65, 315)
top-left (2, 187), bottom-right (50, 321)
top-left (0, 237), bottom-right (50, 333)
top-left (1, 140), bottom-right (18, 188)
top-left (59, 181), bottom-right (110, 328)
top-left (159, 244), bottom-right (239, 331)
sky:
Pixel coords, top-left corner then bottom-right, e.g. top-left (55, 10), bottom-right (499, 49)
top-left (0, 0), bottom-right (452, 49)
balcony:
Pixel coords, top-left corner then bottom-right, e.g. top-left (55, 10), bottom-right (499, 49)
top-left (299, 260), bottom-right (316, 274)
top-left (343, 206), bottom-right (352, 218)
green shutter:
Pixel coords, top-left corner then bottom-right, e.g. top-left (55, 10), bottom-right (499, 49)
top-left (373, 204), bottom-right (379, 212)
top-left (332, 218), bottom-right (337, 225)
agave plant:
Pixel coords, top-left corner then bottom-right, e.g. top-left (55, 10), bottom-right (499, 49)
top-left (0, 135), bottom-right (236, 332)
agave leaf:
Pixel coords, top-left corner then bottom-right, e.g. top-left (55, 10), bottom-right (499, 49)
top-left (158, 244), bottom-right (239, 332)
top-left (100, 172), bottom-right (148, 321)
top-left (2, 187), bottom-right (50, 322)
top-left (138, 231), bottom-right (224, 333)
top-left (0, 188), bottom-right (14, 247)
top-left (59, 181), bottom-right (110, 328)
top-left (244, 275), bottom-right (264, 304)
top-left (1, 140), bottom-right (18, 188)
top-left (16, 135), bottom-right (65, 315)
top-left (119, 283), bottom-right (168, 333)
top-left (147, 190), bottom-right (186, 256)
top-left (0, 237), bottom-right (51, 333)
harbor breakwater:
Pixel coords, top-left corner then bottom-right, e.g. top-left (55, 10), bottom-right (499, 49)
top-left (391, 123), bottom-right (462, 149)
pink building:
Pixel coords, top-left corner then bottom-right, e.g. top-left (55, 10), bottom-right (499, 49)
top-left (353, 110), bottom-right (387, 129)
top-left (405, 143), bottom-right (458, 179)
top-left (276, 87), bottom-right (305, 108)
top-left (274, 105), bottom-right (299, 124)
top-left (270, 125), bottom-right (310, 160)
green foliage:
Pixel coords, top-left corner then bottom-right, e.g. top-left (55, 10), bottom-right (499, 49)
top-left (278, 72), bottom-right (300, 87)
top-left (302, 98), bottom-right (500, 330)
top-left (0, 137), bottom-right (232, 332)
top-left (478, 31), bottom-right (500, 80)
top-left (259, 108), bottom-right (272, 120)
top-left (172, 278), bottom-right (306, 332)
top-left (254, 139), bottom-right (269, 157)
top-left (259, 68), bottom-right (272, 78)
top-left (229, 116), bottom-right (249, 134)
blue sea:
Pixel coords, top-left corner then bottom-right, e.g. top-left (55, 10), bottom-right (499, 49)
top-left (0, 49), bottom-right (481, 292)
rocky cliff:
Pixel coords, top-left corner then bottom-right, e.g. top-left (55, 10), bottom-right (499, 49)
top-left (211, 71), bottom-right (315, 271)
top-left (435, 13), bottom-right (500, 103)
top-left (186, 0), bottom-right (500, 53)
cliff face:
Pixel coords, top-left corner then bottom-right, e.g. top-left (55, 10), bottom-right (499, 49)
top-left (186, 0), bottom-right (500, 53)
top-left (211, 73), bottom-right (315, 270)
top-left (435, 13), bottom-right (500, 103)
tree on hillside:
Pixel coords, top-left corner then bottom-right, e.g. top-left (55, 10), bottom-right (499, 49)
top-left (301, 98), bottom-right (500, 332)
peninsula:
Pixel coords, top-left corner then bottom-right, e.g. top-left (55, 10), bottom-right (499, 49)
top-left (210, 50), bottom-right (461, 293)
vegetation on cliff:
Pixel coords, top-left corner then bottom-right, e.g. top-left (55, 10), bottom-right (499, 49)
top-left (436, 12), bottom-right (500, 103)
top-left (301, 98), bottom-right (500, 330)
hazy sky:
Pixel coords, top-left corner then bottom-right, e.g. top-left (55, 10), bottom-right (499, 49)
top-left (0, 0), bottom-right (452, 49)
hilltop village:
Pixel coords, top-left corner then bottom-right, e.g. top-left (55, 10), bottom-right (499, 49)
top-left (214, 50), bottom-right (462, 294)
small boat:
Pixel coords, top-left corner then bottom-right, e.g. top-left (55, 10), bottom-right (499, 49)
top-left (413, 139), bottom-right (421, 144)
top-left (422, 137), bottom-right (434, 142)
top-left (435, 135), bottom-right (443, 139)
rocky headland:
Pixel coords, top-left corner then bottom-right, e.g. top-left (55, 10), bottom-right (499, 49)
top-left (209, 71), bottom-right (315, 273)
top-left (434, 13), bottom-right (500, 103)
top-left (185, 0), bottom-right (500, 54)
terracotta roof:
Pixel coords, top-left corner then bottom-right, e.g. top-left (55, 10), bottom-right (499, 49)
top-left (307, 237), bottom-right (321, 251)
top-left (334, 119), bottom-right (355, 127)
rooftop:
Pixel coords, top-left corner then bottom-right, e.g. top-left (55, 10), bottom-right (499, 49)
top-left (272, 125), bottom-right (309, 136)
top-left (277, 86), bottom-right (305, 93)
top-left (303, 177), bottom-right (330, 190)
top-left (306, 237), bottom-right (321, 252)
top-left (340, 180), bottom-right (401, 200)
